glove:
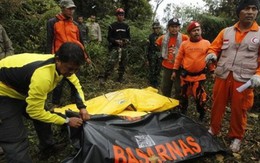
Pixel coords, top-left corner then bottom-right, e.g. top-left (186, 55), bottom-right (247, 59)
top-left (205, 53), bottom-right (217, 64)
top-left (250, 75), bottom-right (260, 87)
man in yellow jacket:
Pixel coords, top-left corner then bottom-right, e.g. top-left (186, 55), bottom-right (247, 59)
top-left (206, 0), bottom-right (260, 153)
top-left (0, 42), bottom-right (90, 162)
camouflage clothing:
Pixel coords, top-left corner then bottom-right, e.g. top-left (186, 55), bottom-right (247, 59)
top-left (77, 22), bottom-right (87, 43)
top-left (0, 25), bottom-right (14, 59)
top-left (147, 32), bottom-right (162, 88)
top-left (104, 47), bottom-right (128, 80)
top-left (103, 20), bottom-right (130, 82)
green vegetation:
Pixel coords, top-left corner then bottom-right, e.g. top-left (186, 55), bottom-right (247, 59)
top-left (0, 0), bottom-right (259, 162)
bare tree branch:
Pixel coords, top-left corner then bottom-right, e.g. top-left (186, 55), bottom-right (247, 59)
top-left (152, 0), bottom-right (164, 21)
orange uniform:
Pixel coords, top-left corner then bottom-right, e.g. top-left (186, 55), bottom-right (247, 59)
top-left (156, 34), bottom-right (189, 69)
top-left (173, 38), bottom-right (211, 119)
top-left (46, 13), bottom-right (84, 54)
top-left (208, 22), bottom-right (260, 139)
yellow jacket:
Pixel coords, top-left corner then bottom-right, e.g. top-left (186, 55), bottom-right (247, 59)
top-left (0, 53), bottom-right (85, 125)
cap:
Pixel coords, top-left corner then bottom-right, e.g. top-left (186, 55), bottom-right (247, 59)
top-left (187, 21), bottom-right (200, 33)
top-left (167, 18), bottom-right (181, 26)
top-left (116, 8), bottom-right (125, 15)
top-left (152, 22), bottom-right (161, 28)
top-left (59, 0), bottom-right (76, 9)
top-left (236, 0), bottom-right (259, 17)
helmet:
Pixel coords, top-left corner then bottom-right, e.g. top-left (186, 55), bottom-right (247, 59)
top-left (152, 22), bottom-right (161, 28)
top-left (116, 8), bottom-right (125, 15)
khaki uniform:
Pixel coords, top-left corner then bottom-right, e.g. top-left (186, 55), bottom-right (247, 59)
top-left (0, 25), bottom-right (14, 59)
top-left (86, 22), bottom-right (102, 42)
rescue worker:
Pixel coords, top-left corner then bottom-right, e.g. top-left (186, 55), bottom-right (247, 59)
top-left (86, 14), bottom-right (102, 43)
top-left (206, 0), bottom-right (260, 152)
top-left (0, 24), bottom-right (14, 59)
top-left (46, 0), bottom-right (90, 107)
top-left (171, 21), bottom-right (213, 121)
top-left (102, 8), bottom-right (131, 83)
top-left (77, 15), bottom-right (88, 44)
top-left (0, 23), bottom-right (14, 160)
top-left (0, 42), bottom-right (90, 162)
top-left (146, 21), bottom-right (162, 88)
top-left (156, 18), bottom-right (189, 98)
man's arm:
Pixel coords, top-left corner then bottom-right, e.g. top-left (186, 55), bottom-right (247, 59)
top-left (97, 23), bottom-right (102, 42)
top-left (1, 25), bottom-right (14, 56)
top-left (26, 72), bottom-right (66, 125)
top-left (126, 25), bottom-right (131, 41)
top-left (107, 25), bottom-right (116, 44)
top-left (67, 75), bottom-right (90, 121)
top-left (173, 43), bottom-right (185, 70)
top-left (207, 29), bottom-right (225, 56)
top-left (46, 18), bottom-right (56, 54)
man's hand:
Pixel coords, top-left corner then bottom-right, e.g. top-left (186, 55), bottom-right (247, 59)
top-left (250, 75), bottom-right (260, 87)
top-left (79, 108), bottom-right (91, 121)
top-left (115, 40), bottom-right (123, 46)
top-left (85, 57), bottom-right (92, 64)
top-left (205, 53), bottom-right (217, 64)
top-left (171, 71), bottom-right (176, 80)
top-left (67, 117), bottom-right (83, 128)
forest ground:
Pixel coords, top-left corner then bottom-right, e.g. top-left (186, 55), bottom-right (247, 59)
top-left (0, 67), bottom-right (259, 163)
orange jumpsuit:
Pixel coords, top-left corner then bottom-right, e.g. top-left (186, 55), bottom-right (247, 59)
top-left (208, 22), bottom-right (260, 139)
top-left (173, 38), bottom-right (211, 119)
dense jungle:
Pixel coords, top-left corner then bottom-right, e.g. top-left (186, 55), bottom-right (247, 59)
top-left (0, 0), bottom-right (259, 162)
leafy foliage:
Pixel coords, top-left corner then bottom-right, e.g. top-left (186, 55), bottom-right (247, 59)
top-left (192, 14), bottom-right (234, 42)
top-left (0, 0), bottom-right (59, 53)
top-left (73, 0), bottom-right (152, 23)
top-left (0, 0), bottom-right (259, 162)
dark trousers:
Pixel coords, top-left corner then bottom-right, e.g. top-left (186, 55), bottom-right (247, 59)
top-left (148, 54), bottom-right (162, 88)
top-left (104, 48), bottom-right (128, 79)
top-left (0, 97), bottom-right (54, 163)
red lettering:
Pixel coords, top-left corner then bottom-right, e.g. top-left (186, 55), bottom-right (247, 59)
top-left (136, 148), bottom-right (150, 163)
top-left (178, 140), bottom-right (194, 156)
top-left (186, 136), bottom-right (201, 153)
top-left (155, 144), bottom-right (172, 161)
top-left (146, 147), bottom-right (155, 157)
top-left (146, 147), bottom-right (162, 163)
top-left (166, 142), bottom-right (184, 160)
top-left (113, 145), bottom-right (127, 163)
top-left (125, 147), bottom-right (139, 163)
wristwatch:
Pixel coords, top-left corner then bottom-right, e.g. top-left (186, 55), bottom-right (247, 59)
top-left (65, 117), bottom-right (70, 124)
